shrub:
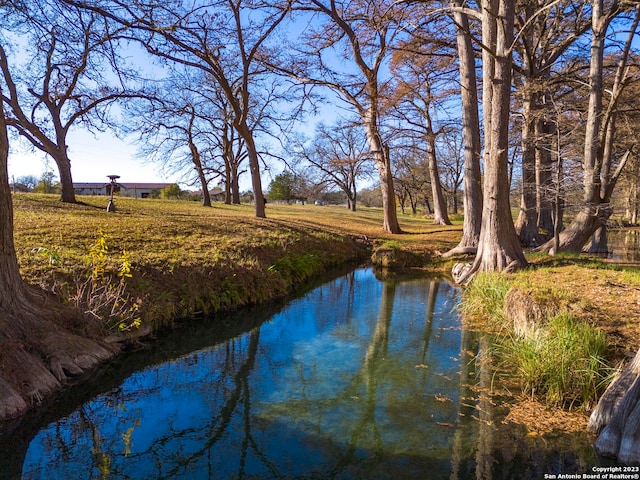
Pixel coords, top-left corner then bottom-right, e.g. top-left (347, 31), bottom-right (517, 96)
top-left (76, 230), bottom-right (142, 332)
top-left (33, 230), bottom-right (142, 332)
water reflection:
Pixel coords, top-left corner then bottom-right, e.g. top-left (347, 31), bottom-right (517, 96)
top-left (1, 268), bottom-right (597, 479)
top-left (607, 229), bottom-right (640, 263)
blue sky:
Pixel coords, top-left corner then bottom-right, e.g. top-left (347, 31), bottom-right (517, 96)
top-left (8, 129), bottom-right (176, 185)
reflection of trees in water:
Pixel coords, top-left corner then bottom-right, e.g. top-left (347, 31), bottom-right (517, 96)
top-left (450, 322), bottom-right (480, 480)
top-left (80, 405), bottom-right (113, 480)
top-left (260, 279), bottom-right (459, 477)
top-left (417, 281), bottom-right (438, 380)
top-left (145, 329), bottom-right (264, 478)
top-left (352, 281), bottom-right (395, 456)
top-left (474, 335), bottom-right (496, 480)
top-left (16, 272), bottom-right (478, 478)
top-left (609, 229), bottom-right (640, 263)
top-left (261, 280), bottom-right (399, 477)
top-left (19, 328), bottom-right (268, 479)
top-left (450, 320), bottom-right (599, 479)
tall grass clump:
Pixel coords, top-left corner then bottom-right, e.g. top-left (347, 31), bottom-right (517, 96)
top-left (503, 311), bottom-right (608, 409)
top-left (267, 253), bottom-right (321, 286)
top-left (458, 272), bottom-right (512, 329)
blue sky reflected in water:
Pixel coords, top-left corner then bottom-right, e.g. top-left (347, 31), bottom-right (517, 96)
top-left (12, 268), bottom-right (555, 479)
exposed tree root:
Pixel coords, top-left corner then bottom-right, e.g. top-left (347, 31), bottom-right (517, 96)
top-left (589, 350), bottom-right (640, 433)
top-left (451, 262), bottom-right (474, 285)
top-left (451, 254), bottom-right (526, 286)
top-left (537, 207), bottom-right (612, 254)
top-left (41, 331), bottom-right (112, 381)
top-left (0, 377), bottom-right (27, 420)
top-left (441, 246), bottom-right (477, 258)
top-left (590, 348), bottom-right (640, 464)
top-left (0, 293), bottom-right (115, 421)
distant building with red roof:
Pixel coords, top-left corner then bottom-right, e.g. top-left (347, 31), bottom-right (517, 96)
top-left (74, 182), bottom-right (175, 199)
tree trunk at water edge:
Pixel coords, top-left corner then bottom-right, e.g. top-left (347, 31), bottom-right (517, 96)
top-left (0, 90), bottom-right (113, 421)
top-left (455, 0), bottom-right (526, 282)
top-left (590, 348), bottom-right (640, 464)
top-left (366, 127), bottom-right (400, 234)
top-left (443, 1), bottom-right (482, 257)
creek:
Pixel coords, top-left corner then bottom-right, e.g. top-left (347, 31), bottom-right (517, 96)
top-left (0, 268), bottom-right (599, 479)
top-left (605, 228), bottom-right (640, 263)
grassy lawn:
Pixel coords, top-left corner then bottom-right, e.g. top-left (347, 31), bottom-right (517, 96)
top-left (12, 194), bottom-right (460, 330)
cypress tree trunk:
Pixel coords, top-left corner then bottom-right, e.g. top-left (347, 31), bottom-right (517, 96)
top-left (590, 348), bottom-right (640, 464)
top-left (515, 89), bottom-right (544, 247)
top-left (426, 116), bottom-right (451, 226)
top-left (538, 2), bottom-right (638, 253)
top-left (443, 1), bottom-right (482, 257)
top-left (454, 0), bottom-right (526, 282)
top-left (191, 146), bottom-right (211, 207)
top-left (236, 123), bottom-right (266, 218)
top-left (536, 102), bottom-right (555, 233)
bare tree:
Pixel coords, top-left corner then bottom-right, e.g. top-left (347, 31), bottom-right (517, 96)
top-left (538, 2), bottom-right (639, 253)
top-left (132, 91), bottom-right (214, 206)
top-left (392, 145), bottom-right (431, 215)
top-left (289, 120), bottom-right (373, 211)
top-left (1, 1), bottom-right (139, 203)
top-left (129, 71), bottom-right (249, 207)
top-left (63, 0), bottom-right (293, 218)
top-left (512, 0), bottom-right (592, 247)
top-left (437, 129), bottom-right (465, 215)
top-left (275, 0), bottom-right (416, 233)
top-left (0, 80), bottom-right (112, 419)
top-left (388, 43), bottom-right (456, 225)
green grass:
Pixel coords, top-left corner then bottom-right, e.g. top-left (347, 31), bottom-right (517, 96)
top-left (460, 270), bottom-right (611, 409)
top-left (502, 311), bottom-right (609, 409)
top-left (458, 272), bottom-right (511, 328)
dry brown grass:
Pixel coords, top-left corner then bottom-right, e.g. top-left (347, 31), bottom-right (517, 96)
top-left (12, 194), bottom-right (460, 328)
top-left (514, 254), bottom-right (640, 362)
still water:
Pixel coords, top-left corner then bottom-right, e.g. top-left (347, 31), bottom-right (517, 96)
top-left (0, 268), bottom-right (597, 479)
top-left (607, 228), bottom-right (640, 263)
